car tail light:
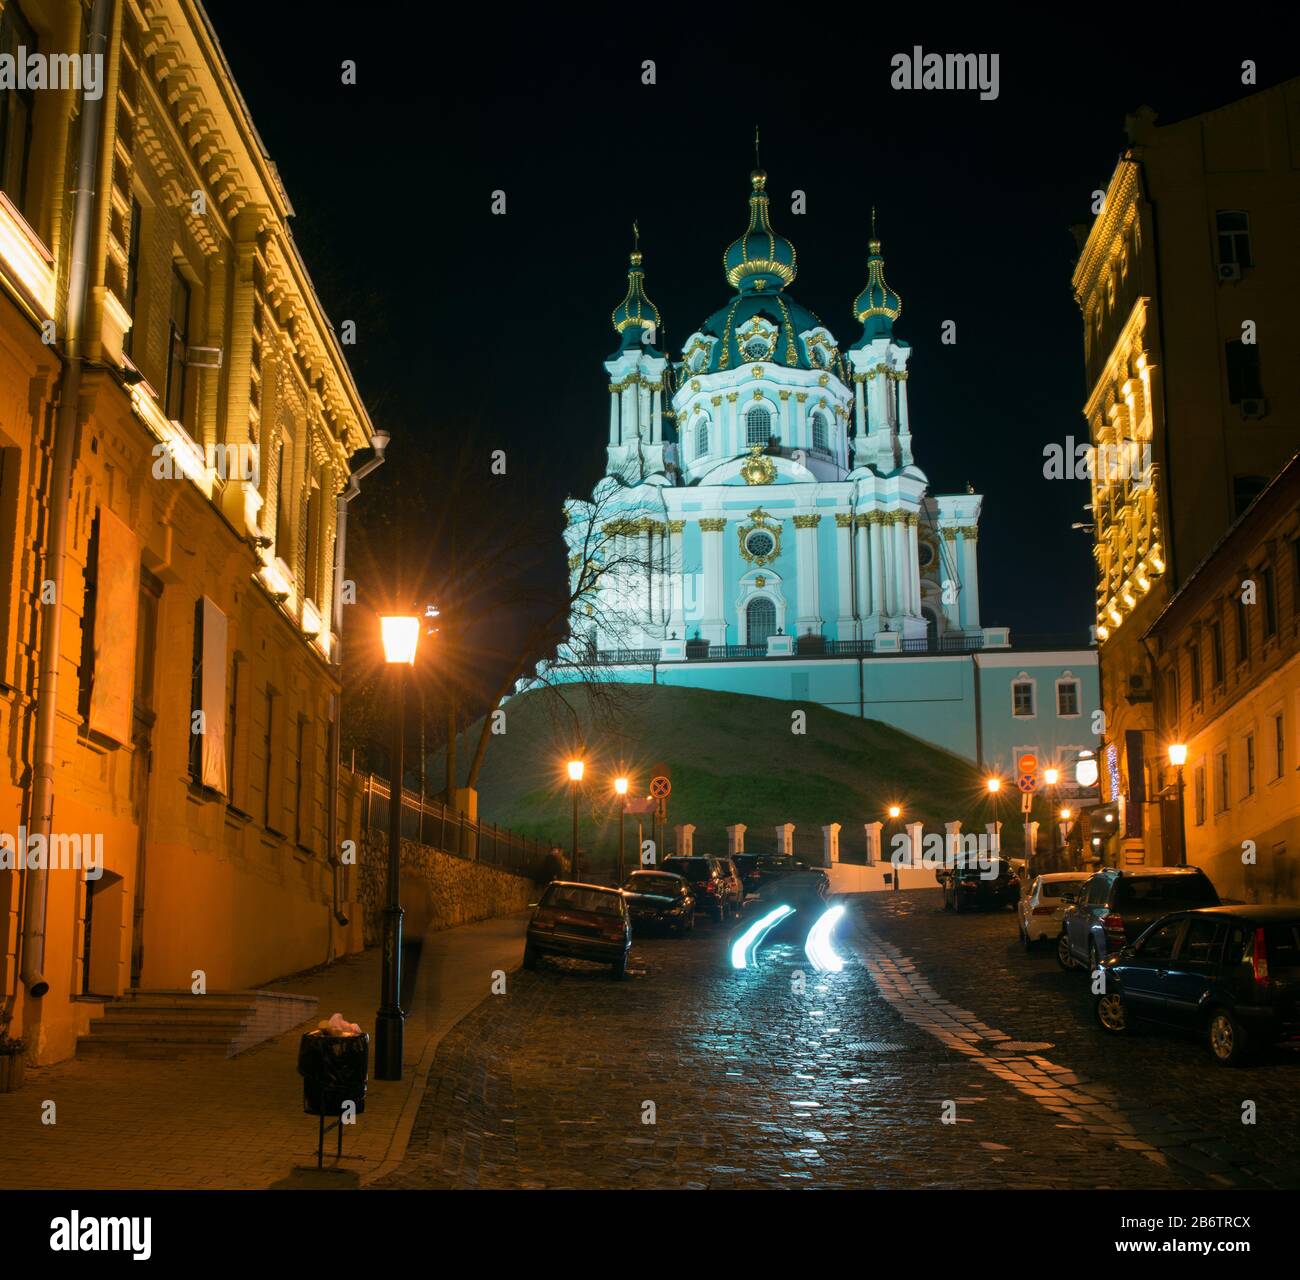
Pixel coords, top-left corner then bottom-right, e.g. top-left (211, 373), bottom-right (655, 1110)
top-left (1251, 926), bottom-right (1272, 988)
top-left (532, 910), bottom-right (556, 931)
top-left (1101, 913), bottom-right (1126, 937)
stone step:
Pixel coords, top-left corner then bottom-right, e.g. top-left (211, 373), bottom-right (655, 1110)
top-left (77, 990), bottom-right (319, 1060)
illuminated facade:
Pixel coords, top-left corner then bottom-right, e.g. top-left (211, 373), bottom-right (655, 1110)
top-left (0, 0), bottom-right (372, 1065)
top-left (1072, 81), bottom-right (1300, 867)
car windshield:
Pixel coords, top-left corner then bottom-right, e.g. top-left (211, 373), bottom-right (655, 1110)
top-left (664, 860), bottom-right (710, 878)
top-left (1041, 880), bottom-right (1086, 899)
top-left (624, 876), bottom-right (679, 894)
top-left (542, 885), bottom-right (623, 916)
top-left (1115, 875), bottom-right (1217, 906)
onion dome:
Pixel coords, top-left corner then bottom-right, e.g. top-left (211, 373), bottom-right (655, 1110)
top-left (853, 233), bottom-right (902, 340)
top-left (723, 170), bottom-right (797, 293)
top-left (611, 228), bottom-right (661, 349)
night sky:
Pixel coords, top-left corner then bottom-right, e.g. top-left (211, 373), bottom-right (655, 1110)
top-left (210, 6), bottom-right (1300, 655)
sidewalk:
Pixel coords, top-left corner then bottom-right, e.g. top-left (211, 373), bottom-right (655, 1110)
top-left (0, 912), bottom-right (530, 1189)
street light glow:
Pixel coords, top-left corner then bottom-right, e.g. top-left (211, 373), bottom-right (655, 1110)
top-left (1168, 743), bottom-right (1188, 767)
top-left (380, 615), bottom-right (420, 665)
top-left (567, 759), bottom-right (585, 782)
top-left (986, 777), bottom-right (1001, 794)
top-left (614, 776), bottom-right (629, 795)
top-left (888, 804), bottom-right (901, 819)
top-left (1044, 767), bottom-right (1059, 786)
top-left (1060, 807), bottom-right (1072, 821)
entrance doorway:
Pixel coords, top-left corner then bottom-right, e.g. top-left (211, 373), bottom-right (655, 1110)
top-left (746, 595), bottom-right (776, 645)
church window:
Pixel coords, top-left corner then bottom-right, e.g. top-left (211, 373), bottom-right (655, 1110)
top-left (812, 412), bottom-right (828, 452)
top-left (744, 336), bottom-right (770, 360)
top-left (694, 419), bottom-right (709, 458)
top-left (744, 529), bottom-right (775, 560)
top-left (746, 406), bottom-right (772, 447)
top-left (917, 541), bottom-right (935, 569)
top-left (746, 595), bottom-right (776, 645)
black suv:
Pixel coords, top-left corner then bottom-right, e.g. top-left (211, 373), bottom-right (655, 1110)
top-left (1058, 866), bottom-right (1219, 972)
top-left (939, 858), bottom-right (1020, 912)
top-left (1095, 906), bottom-right (1300, 1065)
top-left (662, 857), bottom-right (737, 922)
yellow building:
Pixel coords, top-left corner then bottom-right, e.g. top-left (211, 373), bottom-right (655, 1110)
top-left (1146, 452), bottom-right (1300, 901)
top-left (0, 0), bottom-right (374, 1065)
top-left (1071, 79), bottom-right (1300, 868)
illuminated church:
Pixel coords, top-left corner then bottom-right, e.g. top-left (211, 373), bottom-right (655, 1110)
top-left (565, 168), bottom-right (984, 659)
top-left (537, 168), bottom-right (1098, 769)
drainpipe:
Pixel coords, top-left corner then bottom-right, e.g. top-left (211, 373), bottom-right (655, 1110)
top-left (21, 0), bottom-right (113, 999)
top-left (325, 430), bottom-right (388, 953)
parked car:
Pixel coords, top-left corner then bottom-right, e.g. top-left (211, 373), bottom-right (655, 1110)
top-left (662, 856), bottom-right (735, 922)
top-left (1018, 873), bottom-right (1089, 948)
top-left (620, 871), bottom-right (696, 936)
top-left (1094, 906), bottom-right (1300, 1066)
top-left (940, 858), bottom-right (1020, 912)
top-left (714, 857), bottom-right (746, 916)
top-left (1058, 866), bottom-right (1219, 972)
top-left (523, 881), bottom-right (632, 978)
top-left (731, 853), bottom-right (763, 899)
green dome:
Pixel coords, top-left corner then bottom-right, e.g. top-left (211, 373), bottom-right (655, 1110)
top-left (611, 247), bottom-right (661, 350)
top-left (723, 170), bottom-right (797, 293)
top-left (852, 238), bottom-right (902, 343)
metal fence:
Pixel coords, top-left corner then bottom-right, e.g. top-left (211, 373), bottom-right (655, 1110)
top-left (357, 772), bottom-right (557, 882)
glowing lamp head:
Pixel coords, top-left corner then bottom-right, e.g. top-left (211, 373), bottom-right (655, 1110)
top-left (1044, 767), bottom-right (1060, 786)
top-left (1060, 807), bottom-right (1072, 821)
top-left (1168, 743), bottom-right (1188, 768)
top-left (888, 805), bottom-right (901, 820)
top-left (1076, 752), bottom-right (1099, 787)
top-left (567, 759), bottom-right (585, 782)
top-left (614, 776), bottom-right (629, 796)
top-left (380, 615), bottom-right (420, 665)
top-left (986, 777), bottom-right (1002, 794)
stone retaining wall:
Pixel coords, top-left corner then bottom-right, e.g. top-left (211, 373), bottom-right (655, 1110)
top-left (358, 832), bottom-right (545, 945)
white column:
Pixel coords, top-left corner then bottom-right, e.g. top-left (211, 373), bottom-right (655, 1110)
top-left (883, 516), bottom-right (899, 617)
top-left (795, 394), bottom-right (808, 448)
top-left (905, 513), bottom-right (920, 616)
top-left (944, 820), bottom-right (962, 870)
top-left (864, 821), bottom-right (883, 865)
top-left (960, 527), bottom-right (981, 629)
top-left (638, 383), bottom-right (651, 439)
top-left (896, 374), bottom-right (913, 465)
top-left (620, 385), bottom-right (634, 444)
top-left (667, 520), bottom-right (685, 636)
top-left (854, 377), bottom-right (866, 437)
top-left (940, 530), bottom-right (961, 630)
top-left (780, 392), bottom-right (792, 443)
top-left (727, 823), bottom-right (746, 855)
top-left (675, 823), bottom-right (695, 855)
top-left (822, 822), bottom-right (841, 865)
top-left (609, 390), bottom-right (619, 445)
top-left (699, 518), bottom-right (727, 643)
top-left (776, 823), bottom-right (795, 857)
top-left (835, 514), bottom-right (856, 639)
top-left (651, 386), bottom-right (662, 443)
top-left (794, 514), bottom-right (822, 636)
top-left (904, 820), bottom-right (924, 867)
top-left (855, 516), bottom-right (871, 624)
top-left (1024, 820), bottom-right (1039, 858)
top-left (869, 515), bottom-right (886, 617)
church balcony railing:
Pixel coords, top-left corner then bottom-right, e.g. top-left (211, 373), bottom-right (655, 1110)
top-left (595, 648), bottom-right (661, 665)
top-left (711, 643), bottom-right (769, 660)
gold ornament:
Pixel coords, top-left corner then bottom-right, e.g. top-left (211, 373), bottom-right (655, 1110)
top-left (740, 445), bottom-right (777, 486)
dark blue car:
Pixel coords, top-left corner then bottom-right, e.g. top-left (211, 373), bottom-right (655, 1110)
top-left (1094, 905), bottom-right (1300, 1066)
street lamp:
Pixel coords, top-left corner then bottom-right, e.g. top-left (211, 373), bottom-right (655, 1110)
top-left (375, 613), bottom-right (420, 1081)
top-left (985, 776), bottom-right (1002, 858)
top-left (567, 758), bottom-right (584, 880)
top-left (615, 776), bottom-right (629, 883)
top-left (1168, 743), bottom-right (1188, 864)
top-left (887, 804), bottom-right (902, 891)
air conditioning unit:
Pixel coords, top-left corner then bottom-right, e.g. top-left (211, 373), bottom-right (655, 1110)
top-left (1241, 398), bottom-right (1268, 420)
top-left (1217, 261), bottom-right (1241, 282)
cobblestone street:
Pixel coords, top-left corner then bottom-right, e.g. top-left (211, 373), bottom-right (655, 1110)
top-left (375, 887), bottom-right (1300, 1190)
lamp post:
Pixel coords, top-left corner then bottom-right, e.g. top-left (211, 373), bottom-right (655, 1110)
top-left (887, 804), bottom-right (902, 890)
top-left (567, 759), bottom-right (584, 879)
top-left (986, 776), bottom-right (1002, 860)
top-left (376, 614), bottom-right (420, 1082)
top-left (615, 776), bottom-right (629, 883)
top-left (1043, 767), bottom-right (1059, 871)
top-left (1168, 743), bottom-right (1188, 864)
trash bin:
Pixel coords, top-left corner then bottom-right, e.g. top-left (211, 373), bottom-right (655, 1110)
top-left (298, 1028), bottom-right (369, 1117)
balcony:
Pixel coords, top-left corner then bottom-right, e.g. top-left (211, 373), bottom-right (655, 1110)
top-left (0, 191), bottom-right (56, 319)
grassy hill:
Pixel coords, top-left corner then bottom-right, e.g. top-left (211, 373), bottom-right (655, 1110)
top-left (437, 683), bottom-right (1015, 875)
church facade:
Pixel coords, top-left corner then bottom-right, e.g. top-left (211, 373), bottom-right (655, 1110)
top-left (540, 169), bottom-right (1097, 772)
